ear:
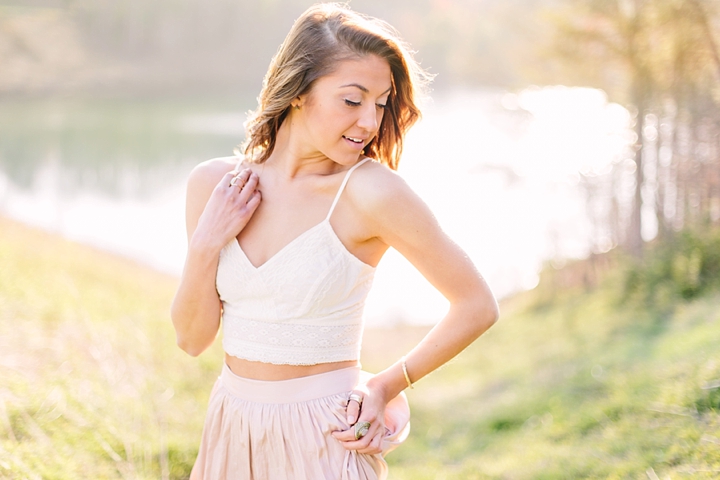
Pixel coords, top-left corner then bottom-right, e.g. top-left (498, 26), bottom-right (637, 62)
top-left (291, 96), bottom-right (304, 110)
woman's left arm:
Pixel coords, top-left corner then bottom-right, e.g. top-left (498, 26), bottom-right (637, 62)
top-left (333, 168), bottom-right (499, 452)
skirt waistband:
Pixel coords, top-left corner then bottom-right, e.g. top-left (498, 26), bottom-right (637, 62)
top-left (219, 364), bottom-right (361, 404)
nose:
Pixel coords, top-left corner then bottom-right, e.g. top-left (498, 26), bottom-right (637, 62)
top-left (357, 103), bottom-right (380, 132)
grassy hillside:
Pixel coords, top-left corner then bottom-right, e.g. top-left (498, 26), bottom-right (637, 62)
top-left (0, 218), bottom-right (212, 479)
top-left (1, 218), bottom-right (719, 478)
top-left (389, 259), bottom-right (720, 478)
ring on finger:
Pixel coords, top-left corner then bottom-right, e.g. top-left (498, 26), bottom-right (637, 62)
top-left (348, 393), bottom-right (363, 407)
top-left (229, 174), bottom-right (244, 187)
top-left (354, 421), bottom-right (371, 440)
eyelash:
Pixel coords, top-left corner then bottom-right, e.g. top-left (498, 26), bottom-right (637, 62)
top-left (344, 99), bottom-right (387, 109)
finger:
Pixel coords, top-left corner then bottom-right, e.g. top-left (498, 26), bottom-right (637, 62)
top-left (346, 399), bottom-right (361, 425)
top-left (357, 432), bottom-right (384, 454)
top-left (220, 170), bottom-right (239, 189)
top-left (236, 173), bottom-right (260, 204)
top-left (332, 421), bottom-right (382, 447)
top-left (243, 171), bottom-right (259, 191)
top-left (331, 422), bottom-right (374, 443)
top-left (332, 430), bottom-right (377, 451)
top-left (240, 190), bottom-right (261, 217)
top-left (233, 170), bottom-right (255, 190)
top-left (331, 425), bottom-right (358, 443)
top-left (230, 169), bottom-right (252, 188)
top-left (239, 168), bottom-right (253, 182)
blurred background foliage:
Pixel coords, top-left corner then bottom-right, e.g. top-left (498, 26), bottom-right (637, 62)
top-left (550, 0), bottom-right (720, 260)
top-left (1, 0), bottom-right (718, 261)
top-left (0, 0), bottom-right (551, 95)
top-left (624, 227), bottom-right (720, 305)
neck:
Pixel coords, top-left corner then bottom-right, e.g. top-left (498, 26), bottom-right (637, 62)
top-left (266, 115), bottom-right (338, 179)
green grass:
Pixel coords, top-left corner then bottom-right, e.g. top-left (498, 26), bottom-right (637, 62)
top-left (0, 218), bottom-right (217, 479)
top-left (1, 218), bottom-right (719, 478)
top-left (388, 268), bottom-right (720, 479)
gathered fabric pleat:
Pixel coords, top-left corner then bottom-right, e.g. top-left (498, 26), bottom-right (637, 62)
top-left (190, 365), bottom-right (410, 480)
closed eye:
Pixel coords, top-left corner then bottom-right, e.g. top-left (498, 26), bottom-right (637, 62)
top-left (344, 99), bottom-right (361, 107)
top-left (376, 103), bottom-right (387, 110)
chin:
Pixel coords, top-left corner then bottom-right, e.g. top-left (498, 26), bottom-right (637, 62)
top-left (327, 152), bottom-right (363, 166)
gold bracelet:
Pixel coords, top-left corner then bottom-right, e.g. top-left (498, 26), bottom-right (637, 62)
top-left (401, 356), bottom-right (414, 389)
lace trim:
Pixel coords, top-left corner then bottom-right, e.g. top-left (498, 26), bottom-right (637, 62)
top-left (222, 318), bottom-right (363, 365)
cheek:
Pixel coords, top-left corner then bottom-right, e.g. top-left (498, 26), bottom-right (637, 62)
top-left (374, 109), bottom-right (386, 135)
top-left (312, 104), bottom-right (346, 130)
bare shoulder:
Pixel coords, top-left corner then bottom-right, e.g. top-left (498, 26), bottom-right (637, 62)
top-left (187, 156), bottom-right (241, 193)
top-left (345, 159), bottom-right (425, 219)
top-left (343, 158), bottom-right (443, 249)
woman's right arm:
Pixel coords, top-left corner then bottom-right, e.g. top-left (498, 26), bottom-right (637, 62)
top-left (170, 159), bottom-right (261, 356)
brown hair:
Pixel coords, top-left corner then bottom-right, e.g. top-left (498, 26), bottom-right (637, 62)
top-left (239, 3), bottom-right (431, 170)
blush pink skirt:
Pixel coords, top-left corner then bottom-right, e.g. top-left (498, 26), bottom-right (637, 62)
top-left (190, 364), bottom-right (410, 480)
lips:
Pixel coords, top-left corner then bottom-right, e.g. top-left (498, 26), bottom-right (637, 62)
top-left (343, 135), bottom-right (364, 144)
top-left (342, 135), bottom-right (366, 151)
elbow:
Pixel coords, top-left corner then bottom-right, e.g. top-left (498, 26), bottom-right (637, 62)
top-left (177, 337), bottom-right (204, 357)
top-left (484, 300), bottom-right (500, 327)
top-left (170, 306), bottom-right (207, 357)
top-left (472, 291), bottom-right (499, 333)
top-left (175, 325), bottom-right (213, 357)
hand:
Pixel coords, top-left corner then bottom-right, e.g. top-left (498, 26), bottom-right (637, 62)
top-left (332, 381), bottom-right (388, 455)
top-left (192, 168), bottom-right (261, 251)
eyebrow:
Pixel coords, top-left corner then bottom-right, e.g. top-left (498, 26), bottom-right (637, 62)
top-left (340, 83), bottom-right (392, 95)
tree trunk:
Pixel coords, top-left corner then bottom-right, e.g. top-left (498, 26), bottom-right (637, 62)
top-left (624, 0), bottom-right (647, 258)
top-left (628, 89), bottom-right (645, 257)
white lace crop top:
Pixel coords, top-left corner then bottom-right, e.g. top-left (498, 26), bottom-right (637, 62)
top-left (215, 158), bottom-right (376, 365)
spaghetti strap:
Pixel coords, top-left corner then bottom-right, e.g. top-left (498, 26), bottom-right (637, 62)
top-left (326, 158), bottom-right (371, 221)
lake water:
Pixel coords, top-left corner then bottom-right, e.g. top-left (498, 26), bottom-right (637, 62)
top-left (0, 87), bottom-right (630, 325)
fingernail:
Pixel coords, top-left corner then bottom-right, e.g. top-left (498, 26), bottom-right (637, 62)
top-left (348, 416), bottom-right (355, 424)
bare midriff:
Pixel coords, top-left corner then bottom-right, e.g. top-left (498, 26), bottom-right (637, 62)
top-left (225, 354), bottom-right (359, 381)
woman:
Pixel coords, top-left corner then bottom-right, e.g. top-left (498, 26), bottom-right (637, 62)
top-left (171, 3), bottom-right (499, 479)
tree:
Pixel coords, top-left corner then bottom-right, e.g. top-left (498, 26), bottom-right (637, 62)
top-left (550, 0), bottom-right (720, 256)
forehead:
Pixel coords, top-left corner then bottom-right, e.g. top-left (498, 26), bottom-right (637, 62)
top-left (315, 55), bottom-right (392, 94)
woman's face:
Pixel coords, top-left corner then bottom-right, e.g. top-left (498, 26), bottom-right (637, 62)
top-left (295, 54), bottom-right (392, 165)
